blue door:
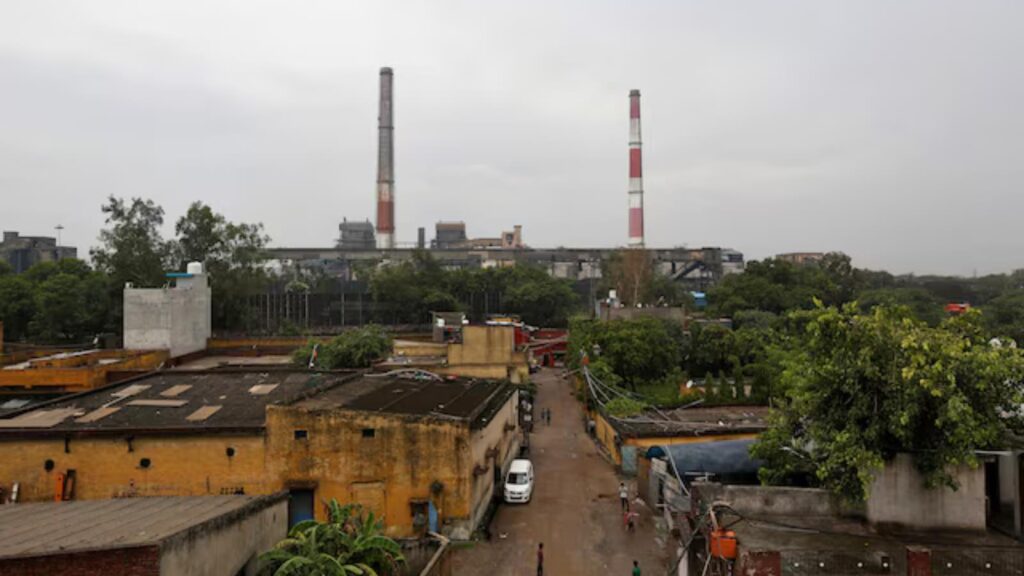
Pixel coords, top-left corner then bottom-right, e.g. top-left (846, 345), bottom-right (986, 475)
top-left (428, 500), bottom-right (439, 533)
top-left (289, 489), bottom-right (315, 526)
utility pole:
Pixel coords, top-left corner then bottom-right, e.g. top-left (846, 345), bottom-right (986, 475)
top-left (54, 225), bottom-right (64, 260)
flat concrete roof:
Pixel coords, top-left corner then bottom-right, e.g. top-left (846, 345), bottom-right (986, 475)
top-left (172, 355), bottom-right (293, 370)
top-left (611, 406), bottom-right (769, 438)
top-left (0, 494), bottom-right (286, 559)
top-left (292, 375), bottom-right (514, 428)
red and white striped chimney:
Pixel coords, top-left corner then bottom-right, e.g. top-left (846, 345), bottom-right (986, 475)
top-left (628, 89), bottom-right (644, 248)
top-left (376, 67), bottom-right (395, 249)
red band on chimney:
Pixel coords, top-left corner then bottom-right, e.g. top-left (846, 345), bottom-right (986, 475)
top-left (377, 201), bottom-right (394, 232)
top-left (629, 149), bottom-right (642, 178)
top-left (629, 207), bottom-right (644, 238)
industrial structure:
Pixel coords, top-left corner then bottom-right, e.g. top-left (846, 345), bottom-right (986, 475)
top-left (0, 231), bottom-right (76, 274)
top-left (338, 218), bottom-right (376, 250)
top-left (269, 245), bottom-right (742, 285)
top-left (628, 90), bottom-right (645, 248)
top-left (376, 67), bottom-right (396, 249)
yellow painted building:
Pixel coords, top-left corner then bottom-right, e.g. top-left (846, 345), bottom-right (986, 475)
top-left (586, 402), bottom-right (767, 475)
top-left (0, 369), bottom-right (520, 539)
top-left (389, 325), bottom-right (530, 383)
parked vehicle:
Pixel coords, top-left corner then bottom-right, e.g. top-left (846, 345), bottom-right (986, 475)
top-left (504, 459), bottom-right (534, 504)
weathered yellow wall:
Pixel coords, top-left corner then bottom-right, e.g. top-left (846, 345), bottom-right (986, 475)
top-left (0, 394), bottom-right (519, 538)
top-left (445, 326), bottom-right (529, 383)
top-left (0, 435), bottom-right (269, 502)
top-left (626, 433), bottom-right (759, 448)
top-left (448, 326), bottom-right (514, 365)
top-left (467, 390), bottom-right (520, 528)
top-left (265, 407), bottom-right (475, 538)
top-left (393, 340), bottom-right (447, 357)
top-left (593, 411), bottom-right (622, 465)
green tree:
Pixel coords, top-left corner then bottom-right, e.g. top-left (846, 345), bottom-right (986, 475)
top-left (502, 269), bottom-right (577, 327)
top-left (294, 326), bottom-right (393, 369)
top-left (259, 500), bottom-right (404, 576)
top-left (857, 287), bottom-right (944, 325)
top-left (982, 290), bottom-right (1024, 344)
top-left (686, 323), bottom-right (737, 378)
top-left (91, 196), bottom-right (176, 289)
top-left (752, 304), bottom-right (1024, 501)
top-left (0, 275), bottom-right (36, 340)
top-left (576, 316), bottom-right (682, 388)
top-left (175, 202), bottom-right (271, 331)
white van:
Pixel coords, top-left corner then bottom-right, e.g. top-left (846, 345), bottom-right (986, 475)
top-left (504, 459), bottom-right (534, 504)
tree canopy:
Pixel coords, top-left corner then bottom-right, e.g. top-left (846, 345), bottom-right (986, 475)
top-left (294, 326), bottom-right (393, 369)
top-left (752, 304), bottom-right (1024, 500)
top-left (175, 202), bottom-right (270, 330)
top-left (368, 252), bottom-right (578, 327)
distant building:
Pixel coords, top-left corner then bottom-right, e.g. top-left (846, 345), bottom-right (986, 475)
top-left (0, 231), bottom-right (76, 273)
top-left (337, 218), bottom-right (376, 250)
top-left (775, 252), bottom-right (825, 266)
top-left (433, 221), bottom-right (467, 249)
top-left (0, 494), bottom-right (287, 575)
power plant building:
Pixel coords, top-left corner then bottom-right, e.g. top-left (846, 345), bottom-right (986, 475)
top-left (0, 231), bottom-right (77, 274)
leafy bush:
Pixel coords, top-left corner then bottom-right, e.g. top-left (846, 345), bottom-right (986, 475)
top-left (293, 326), bottom-right (393, 369)
top-left (259, 499), bottom-right (404, 576)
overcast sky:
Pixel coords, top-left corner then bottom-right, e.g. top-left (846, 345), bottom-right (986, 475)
top-left (2, 1), bottom-right (1022, 275)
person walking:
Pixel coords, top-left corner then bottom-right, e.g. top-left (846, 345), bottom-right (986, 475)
top-left (537, 542), bottom-right (544, 576)
top-left (632, 560), bottom-right (641, 576)
top-left (545, 407), bottom-right (551, 425)
top-left (619, 482), bottom-right (629, 512)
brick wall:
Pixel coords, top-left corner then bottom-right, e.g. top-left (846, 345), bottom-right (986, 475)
top-left (0, 545), bottom-right (160, 576)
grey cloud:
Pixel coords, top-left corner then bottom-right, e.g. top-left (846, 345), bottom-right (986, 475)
top-left (1, 0), bottom-right (1022, 274)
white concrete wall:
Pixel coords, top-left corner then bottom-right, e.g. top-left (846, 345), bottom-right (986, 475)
top-left (124, 275), bottom-right (211, 358)
top-left (159, 498), bottom-right (288, 576)
top-left (866, 453), bottom-right (986, 531)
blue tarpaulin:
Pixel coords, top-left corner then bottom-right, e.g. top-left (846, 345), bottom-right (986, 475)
top-left (646, 439), bottom-right (762, 479)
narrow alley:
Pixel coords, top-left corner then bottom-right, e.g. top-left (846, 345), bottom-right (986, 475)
top-left (452, 368), bottom-right (668, 575)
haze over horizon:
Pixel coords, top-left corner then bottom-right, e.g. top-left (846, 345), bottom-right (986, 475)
top-left (2, 1), bottom-right (1022, 276)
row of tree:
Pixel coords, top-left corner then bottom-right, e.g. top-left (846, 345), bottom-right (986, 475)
top-left (0, 197), bottom-right (269, 342)
top-left (365, 251), bottom-right (579, 327)
top-left (709, 252), bottom-right (1024, 340)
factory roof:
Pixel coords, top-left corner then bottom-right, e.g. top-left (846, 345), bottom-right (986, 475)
top-left (608, 405), bottom-right (769, 438)
top-left (0, 370), bottom-right (354, 436)
top-left (290, 375), bottom-right (515, 428)
top-left (0, 493), bottom-right (287, 559)
top-left (0, 370), bottom-right (513, 435)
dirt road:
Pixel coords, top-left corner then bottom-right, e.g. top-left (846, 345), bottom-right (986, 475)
top-left (452, 368), bottom-right (667, 575)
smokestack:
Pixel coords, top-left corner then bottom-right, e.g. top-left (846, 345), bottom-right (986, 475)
top-left (628, 89), bottom-right (644, 248)
top-left (376, 67), bottom-right (396, 249)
